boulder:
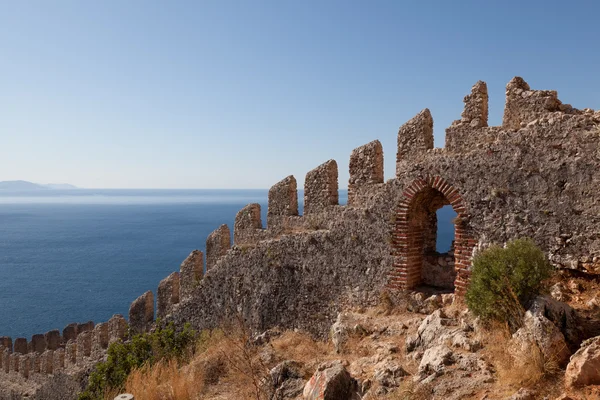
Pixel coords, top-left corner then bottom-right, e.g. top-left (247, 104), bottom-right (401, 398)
top-left (511, 312), bottom-right (571, 367)
top-left (565, 336), bottom-right (600, 388)
top-left (406, 309), bottom-right (479, 354)
top-left (372, 361), bottom-right (408, 390)
top-left (303, 361), bottom-right (360, 400)
top-left (270, 360), bottom-right (305, 400)
top-left (528, 296), bottom-right (580, 345)
top-left (418, 345), bottom-right (454, 379)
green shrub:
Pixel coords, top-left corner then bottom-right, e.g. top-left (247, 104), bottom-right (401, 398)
top-left (466, 238), bottom-right (553, 329)
top-left (78, 321), bottom-right (196, 400)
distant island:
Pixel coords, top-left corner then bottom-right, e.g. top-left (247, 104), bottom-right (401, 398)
top-left (0, 180), bottom-right (78, 190)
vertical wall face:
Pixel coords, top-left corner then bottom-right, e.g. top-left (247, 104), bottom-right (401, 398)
top-left (53, 348), bottom-right (65, 372)
top-left (91, 323), bottom-right (109, 359)
top-left (31, 334), bottom-right (46, 353)
top-left (157, 272), bottom-right (180, 319)
top-left (45, 330), bottom-right (61, 351)
top-left (206, 225), bottom-right (231, 271)
top-left (40, 350), bottom-right (54, 374)
top-left (348, 140), bottom-right (384, 206)
top-left (461, 81), bottom-right (489, 127)
top-left (267, 175), bottom-right (299, 229)
top-left (0, 337), bottom-right (12, 353)
top-left (108, 314), bottom-right (128, 344)
top-left (233, 203), bottom-right (263, 245)
top-left (179, 250), bottom-right (203, 299)
top-left (502, 76), bottom-right (562, 130)
top-left (66, 341), bottom-right (77, 366)
top-left (77, 321), bottom-right (94, 333)
top-left (14, 338), bottom-right (27, 354)
top-left (390, 176), bottom-right (475, 294)
top-left (128, 291), bottom-right (154, 334)
top-left (396, 109), bottom-right (433, 176)
top-left (445, 81), bottom-right (490, 152)
top-left (62, 324), bottom-right (78, 343)
top-left (304, 160), bottom-right (339, 214)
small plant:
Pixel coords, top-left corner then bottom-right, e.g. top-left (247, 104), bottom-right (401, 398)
top-left (77, 322), bottom-right (196, 400)
top-left (466, 238), bottom-right (553, 330)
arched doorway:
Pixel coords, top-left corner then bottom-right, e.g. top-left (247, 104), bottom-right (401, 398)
top-left (389, 176), bottom-right (475, 294)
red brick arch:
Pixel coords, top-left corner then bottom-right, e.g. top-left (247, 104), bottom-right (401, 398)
top-left (388, 176), bottom-right (476, 295)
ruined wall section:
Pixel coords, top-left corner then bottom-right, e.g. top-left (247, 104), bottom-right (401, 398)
top-left (206, 225), bottom-right (231, 271)
top-left (0, 314), bottom-right (127, 386)
top-left (396, 79), bottom-right (600, 274)
top-left (348, 140), bottom-right (384, 207)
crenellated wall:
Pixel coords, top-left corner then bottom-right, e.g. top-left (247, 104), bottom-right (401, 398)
top-left (3, 75), bottom-right (600, 399)
top-left (0, 314), bottom-right (128, 385)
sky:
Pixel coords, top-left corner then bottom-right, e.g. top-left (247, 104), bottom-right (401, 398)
top-left (1, 1), bottom-right (599, 189)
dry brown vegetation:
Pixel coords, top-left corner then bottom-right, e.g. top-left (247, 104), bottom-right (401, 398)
top-left (479, 322), bottom-right (563, 399)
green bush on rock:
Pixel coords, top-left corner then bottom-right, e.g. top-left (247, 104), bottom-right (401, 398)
top-left (466, 238), bottom-right (553, 330)
top-left (78, 321), bottom-right (196, 400)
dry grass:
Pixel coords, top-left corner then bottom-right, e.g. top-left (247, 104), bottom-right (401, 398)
top-left (125, 359), bottom-right (199, 400)
top-left (125, 324), bottom-right (273, 400)
top-left (362, 379), bottom-right (432, 400)
top-left (481, 322), bottom-right (562, 398)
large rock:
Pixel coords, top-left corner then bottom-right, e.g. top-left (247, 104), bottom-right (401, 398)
top-left (565, 336), bottom-right (600, 388)
top-left (418, 345), bottom-right (454, 379)
top-left (528, 296), bottom-right (580, 345)
top-left (270, 360), bottom-right (305, 399)
top-left (511, 312), bottom-right (571, 367)
top-left (406, 310), bottom-right (480, 355)
top-left (303, 361), bottom-right (360, 400)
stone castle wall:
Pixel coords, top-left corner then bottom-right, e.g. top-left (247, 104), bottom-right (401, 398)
top-left (2, 76), bottom-right (600, 398)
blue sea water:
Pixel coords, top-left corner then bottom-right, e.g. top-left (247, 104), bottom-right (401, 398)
top-left (0, 189), bottom-right (454, 339)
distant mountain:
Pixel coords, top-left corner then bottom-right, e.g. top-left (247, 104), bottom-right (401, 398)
top-left (0, 180), bottom-right (78, 190)
top-left (43, 183), bottom-right (78, 190)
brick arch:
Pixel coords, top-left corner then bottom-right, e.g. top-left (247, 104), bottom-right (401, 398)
top-left (389, 176), bottom-right (475, 295)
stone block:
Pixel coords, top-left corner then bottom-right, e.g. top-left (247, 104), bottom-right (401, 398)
top-left (129, 291), bottom-right (154, 334)
top-left (348, 140), bottom-right (383, 206)
top-left (40, 350), bottom-right (54, 374)
top-left (14, 337), bottom-right (28, 354)
top-left (396, 109), bottom-right (433, 170)
top-left (31, 334), bottom-right (46, 353)
top-left (108, 314), bottom-right (128, 344)
top-left (157, 272), bottom-right (180, 319)
top-left (0, 337), bottom-right (12, 353)
top-left (77, 321), bottom-right (95, 333)
top-left (502, 76), bottom-right (562, 130)
top-left (76, 331), bottom-right (92, 365)
top-left (2, 349), bottom-right (10, 373)
top-left (92, 323), bottom-right (109, 359)
top-left (45, 330), bottom-right (61, 351)
top-left (53, 348), bottom-right (65, 372)
top-left (179, 250), bottom-right (203, 299)
top-left (234, 203), bottom-right (263, 245)
top-left (304, 160), bottom-right (339, 214)
top-left (206, 225), bottom-right (231, 271)
top-left (19, 354), bottom-right (30, 378)
top-left (268, 175), bottom-right (299, 229)
top-left (65, 340), bottom-right (77, 366)
top-left (9, 353), bottom-right (19, 373)
top-left (62, 323), bottom-right (78, 343)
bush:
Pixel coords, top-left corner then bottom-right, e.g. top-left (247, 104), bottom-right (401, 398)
top-left (466, 238), bottom-right (553, 329)
top-left (78, 321), bottom-right (196, 400)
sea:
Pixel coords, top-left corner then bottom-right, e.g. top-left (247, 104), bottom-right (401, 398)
top-left (0, 189), bottom-right (454, 339)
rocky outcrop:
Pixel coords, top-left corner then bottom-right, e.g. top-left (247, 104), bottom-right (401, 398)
top-left (565, 336), bottom-right (600, 388)
top-left (511, 312), bottom-right (571, 367)
top-left (303, 361), bottom-right (360, 400)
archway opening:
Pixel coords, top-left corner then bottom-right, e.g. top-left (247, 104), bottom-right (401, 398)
top-left (407, 188), bottom-right (457, 291)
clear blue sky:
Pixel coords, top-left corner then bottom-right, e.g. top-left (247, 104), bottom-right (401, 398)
top-left (1, 1), bottom-right (599, 189)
